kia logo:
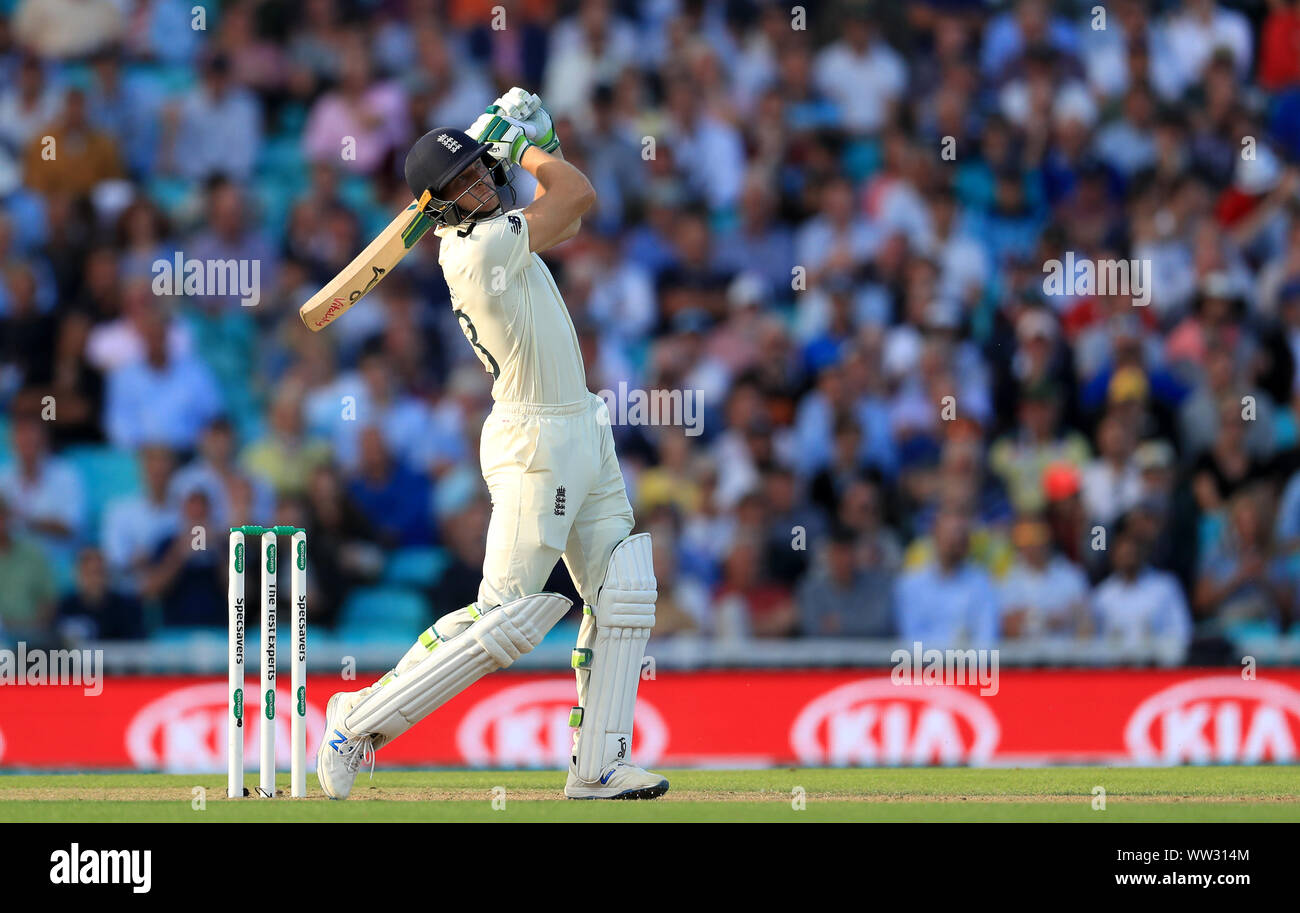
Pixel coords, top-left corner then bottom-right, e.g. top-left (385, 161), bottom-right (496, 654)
top-left (790, 678), bottom-right (1000, 766)
top-left (1125, 676), bottom-right (1300, 764)
top-left (456, 680), bottom-right (668, 767)
top-left (125, 682), bottom-right (325, 772)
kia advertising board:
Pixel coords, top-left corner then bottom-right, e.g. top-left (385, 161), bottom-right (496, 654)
top-left (2, 670), bottom-right (1299, 770)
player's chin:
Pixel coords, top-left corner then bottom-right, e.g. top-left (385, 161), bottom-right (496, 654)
top-left (469, 195), bottom-right (499, 218)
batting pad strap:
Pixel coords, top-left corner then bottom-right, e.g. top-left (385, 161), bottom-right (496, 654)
top-left (345, 592), bottom-right (571, 744)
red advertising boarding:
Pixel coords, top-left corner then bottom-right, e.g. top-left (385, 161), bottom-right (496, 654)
top-left (3, 669), bottom-right (1300, 770)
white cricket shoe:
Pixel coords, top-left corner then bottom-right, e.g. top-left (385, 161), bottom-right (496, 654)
top-left (316, 691), bottom-right (376, 800)
top-left (565, 761), bottom-right (669, 800)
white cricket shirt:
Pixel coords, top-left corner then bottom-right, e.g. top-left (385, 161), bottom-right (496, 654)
top-left (436, 209), bottom-right (587, 405)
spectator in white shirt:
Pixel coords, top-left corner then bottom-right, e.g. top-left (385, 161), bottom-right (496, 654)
top-left (795, 175), bottom-right (881, 287)
top-left (0, 56), bottom-right (63, 153)
top-left (103, 304), bottom-right (223, 452)
top-left (164, 53), bottom-right (262, 181)
top-left (1155, 0), bottom-right (1253, 100)
top-left (0, 414), bottom-right (85, 562)
top-left (542, 0), bottom-right (640, 117)
top-left (1000, 516), bottom-right (1090, 638)
top-left (812, 9), bottom-right (906, 136)
top-left (1093, 83), bottom-right (1160, 179)
top-left (1092, 522), bottom-right (1193, 648)
top-left (101, 444), bottom-right (179, 594)
top-left (13, 0), bottom-right (123, 59)
top-left (894, 509), bottom-right (1001, 649)
top-left (927, 189), bottom-right (990, 310)
top-left (1081, 412), bottom-right (1143, 527)
top-left (1079, 0), bottom-right (1151, 100)
top-left (730, 3), bottom-right (786, 108)
top-left (85, 278), bottom-right (193, 374)
top-left (661, 76), bottom-right (745, 212)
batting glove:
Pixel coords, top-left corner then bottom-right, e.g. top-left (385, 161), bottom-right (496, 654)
top-left (522, 102), bottom-right (560, 154)
top-left (487, 89), bottom-right (560, 155)
top-left (492, 87), bottom-right (540, 120)
top-left (468, 112), bottom-right (535, 166)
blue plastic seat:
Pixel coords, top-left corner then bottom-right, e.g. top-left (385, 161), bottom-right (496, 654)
top-left (332, 624), bottom-right (408, 645)
top-left (48, 549), bottom-right (77, 598)
top-left (258, 135), bottom-right (308, 179)
top-left (337, 587), bottom-right (432, 640)
top-left (62, 445), bottom-right (142, 532)
top-left (144, 175), bottom-right (195, 214)
top-left (383, 547), bottom-right (450, 588)
top-left (251, 177), bottom-right (296, 237)
top-left (338, 174), bottom-right (377, 212)
top-left (1223, 620), bottom-right (1281, 644)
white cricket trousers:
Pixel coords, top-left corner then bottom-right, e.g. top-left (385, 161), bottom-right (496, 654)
top-left (476, 392), bottom-right (634, 610)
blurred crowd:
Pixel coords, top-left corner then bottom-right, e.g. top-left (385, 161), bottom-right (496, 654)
top-left (4, 0), bottom-right (1300, 660)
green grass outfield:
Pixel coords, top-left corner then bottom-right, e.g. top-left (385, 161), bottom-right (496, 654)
top-left (2, 767), bottom-right (1299, 822)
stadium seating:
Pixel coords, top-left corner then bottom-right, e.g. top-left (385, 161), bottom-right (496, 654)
top-left (337, 586), bottom-right (433, 642)
top-left (63, 445), bottom-right (141, 534)
top-left (382, 547), bottom-right (449, 589)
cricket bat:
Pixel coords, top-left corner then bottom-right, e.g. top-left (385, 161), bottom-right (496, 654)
top-left (299, 190), bottom-right (434, 331)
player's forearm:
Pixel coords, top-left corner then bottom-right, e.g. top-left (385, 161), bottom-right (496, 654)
top-left (518, 145), bottom-right (592, 251)
top-left (531, 145), bottom-right (565, 203)
top-left (532, 163), bottom-right (583, 245)
top-left (520, 145), bottom-right (594, 214)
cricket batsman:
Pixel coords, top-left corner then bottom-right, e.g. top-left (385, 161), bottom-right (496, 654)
top-left (316, 89), bottom-right (668, 800)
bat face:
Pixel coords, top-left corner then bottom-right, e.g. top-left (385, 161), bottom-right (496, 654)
top-left (299, 190), bottom-right (435, 331)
